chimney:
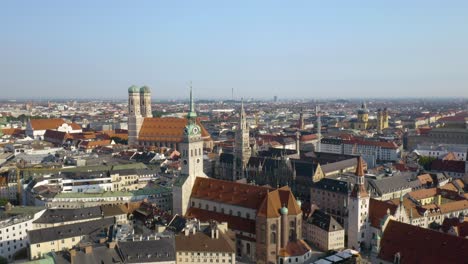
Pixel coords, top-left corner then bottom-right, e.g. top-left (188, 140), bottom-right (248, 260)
top-left (85, 246), bottom-right (93, 255)
top-left (4, 202), bottom-right (12, 212)
top-left (108, 241), bottom-right (117, 249)
top-left (70, 249), bottom-right (77, 264)
top-left (99, 237), bottom-right (107, 244)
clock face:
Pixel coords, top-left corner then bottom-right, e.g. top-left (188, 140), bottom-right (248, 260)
top-left (192, 127), bottom-right (200, 135)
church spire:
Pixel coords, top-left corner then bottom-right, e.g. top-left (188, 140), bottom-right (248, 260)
top-left (187, 82), bottom-right (197, 120)
top-left (355, 156), bottom-right (365, 177)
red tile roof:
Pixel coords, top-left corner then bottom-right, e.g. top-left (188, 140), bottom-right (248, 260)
top-left (369, 199), bottom-right (398, 228)
top-left (30, 118), bottom-right (81, 131)
top-left (278, 240), bottom-right (311, 257)
top-left (79, 140), bottom-right (112, 149)
top-left (191, 178), bottom-right (302, 217)
top-left (191, 178), bottom-right (271, 210)
top-left (408, 188), bottom-right (438, 200)
top-left (1, 128), bottom-right (24, 136)
top-left (431, 159), bottom-right (466, 173)
top-left (138, 117), bottom-right (211, 142)
top-left (378, 220), bottom-right (468, 264)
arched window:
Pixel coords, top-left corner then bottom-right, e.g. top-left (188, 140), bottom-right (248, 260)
top-left (213, 206), bottom-right (217, 212)
top-left (270, 224), bottom-right (277, 231)
top-left (205, 204), bottom-right (209, 210)
top-left (290, 220), bottom-right (295, 228)
top-left (271, 232), bottom-right (276, 244)
top-left (221, 208), bottom-right (225, 214)
top-left (246, 243), bottom-right (251, 255)
top-left (229, 210), bottom-right (233, 215)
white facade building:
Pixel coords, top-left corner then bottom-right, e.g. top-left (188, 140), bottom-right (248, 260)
top-left (0, 206), bottom-right (45, 262)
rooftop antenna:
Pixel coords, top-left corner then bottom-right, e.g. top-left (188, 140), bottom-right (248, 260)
top-left (232, 88), bottom-right (234, 101)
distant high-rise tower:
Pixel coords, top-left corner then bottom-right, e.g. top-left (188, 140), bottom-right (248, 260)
top-left (233, 98), bottom-right (251, 180)
top-left (316, 105), bottom-right (321, 152)
top-left (274, 95), bottom-right (278, 102)
top-left (377, 108), bottom-right (383, 133)
top-left (298, 108), bottom-right (305, 130)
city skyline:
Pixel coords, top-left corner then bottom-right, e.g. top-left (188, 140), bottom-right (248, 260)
top-left (1, 1), bottom-right (468, 99)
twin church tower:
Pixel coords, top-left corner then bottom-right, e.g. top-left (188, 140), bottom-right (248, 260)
top-left (127, 85), bottom-right (207, 216)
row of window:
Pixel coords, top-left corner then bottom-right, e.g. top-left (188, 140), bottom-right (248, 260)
top-left (179, 252), bottom-right (229, 256)
top-left (191, 201), bottom-right (252, 219)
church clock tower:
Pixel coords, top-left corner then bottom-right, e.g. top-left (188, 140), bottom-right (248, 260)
top-left (172, 85), bottom-right (207, 216)
top-left (180, 86), bottom-right (204, 177)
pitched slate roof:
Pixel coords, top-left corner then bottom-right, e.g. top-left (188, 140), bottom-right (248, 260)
top-left (307, 209), bottom-right (343, 231)
top-left (290, 159), bottom-right (318, 177)
top-left (378, 220), bottom-right (468, 264)
top-left (368, 173), bottom-right (421, 196)
top-left (118, 239), bottom-right (175, 263)
top-left (33, 206), bottom-right (102, 224)
top-left (69, 245), bottom-right (122, 264)
top-left (29, 218), bottom-right (114, 244)
top-left (175, 228), bottom-right (235, 253)
top-left (312, 178), bottom-right (349, 194)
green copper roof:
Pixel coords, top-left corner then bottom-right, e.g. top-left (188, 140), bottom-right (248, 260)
top-left (128, 85), bottom-right (139, 93)
top-left (280, 206), bottom-right (288, 215)
top-left (187, 84), bottom-right (197, 119)
top-left (140, 86), bottom-right (151, 93)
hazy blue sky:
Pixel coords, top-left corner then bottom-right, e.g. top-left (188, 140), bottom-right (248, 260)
top-left (1, 1), bottom-right (468, 100)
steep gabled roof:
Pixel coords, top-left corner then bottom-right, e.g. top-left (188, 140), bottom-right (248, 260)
top-left (138, 117), bottom-right (211, 143)
top-left (368, 199), bottom-right (398, 228)
top-left (378, 220), bottom-right (468, 264)
top-left (191, 177), bottom-right (271, 209)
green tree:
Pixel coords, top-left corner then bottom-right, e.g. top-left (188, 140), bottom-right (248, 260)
top-left (418, 156), bottom-right (436, 170)
top-left (0, 198), bottom-right (9, 206)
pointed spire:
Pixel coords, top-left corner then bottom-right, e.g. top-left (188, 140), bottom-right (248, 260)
top-left (355, 156), bottom-right (365, 177)
top-left (241, 97), bottom-right (245, 114)
top-left (187, 81), bottom-right (197, 120)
